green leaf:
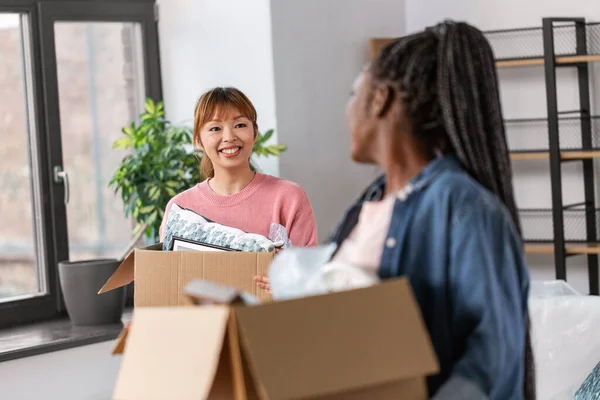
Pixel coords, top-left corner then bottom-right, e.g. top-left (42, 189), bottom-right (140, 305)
top-left (261, 129), bottom-right (274, 143)
top-left (113, 137), bottom-right (133, 149)
top-left (132, 223), bottom-right (144, 235)
top-left (122, 125), bottom-right (134, 138)
top-left (148, 186), bottom-right (160, 201)
top-left (146, 211), bottom-right (158, 226)
top-left (145, 98), bottom-right (156, 114)
top-left (140, 205), bottom-right (154, 214)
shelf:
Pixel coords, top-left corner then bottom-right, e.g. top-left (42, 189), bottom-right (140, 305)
top-left (524, 243), bottom-right (554, 254)
top-left (497, 54), bottom-right (600, 68)
top-left (510, 152), bottom-right (549, 160)
top-left (510, 150), bottom-right (600, 160)
top-left (488, 22), bottom-right (600, 65)
top-left (506, 115), bottom-right (600, 154)
top-left (524, 243), bottom-right (600, 255)
top-left (567, 243), bottom-right (600, 254)
top-left (520, 208), bottom-right (600, 243)
top-left (496, 58), bottom-right (544, 68)
top-left (369, 22), bottom-right (600, 66)
top-left (369, 38), bottom-right (600, 66)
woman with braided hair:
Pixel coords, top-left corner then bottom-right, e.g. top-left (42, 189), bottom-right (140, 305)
top-left (329, 21), bottom-right (533, 399)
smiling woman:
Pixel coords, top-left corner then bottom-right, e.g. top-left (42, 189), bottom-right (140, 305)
top-left (159, 87), bottom-right (318, 290)
top-left (194, 87), bottom-right (259, 180)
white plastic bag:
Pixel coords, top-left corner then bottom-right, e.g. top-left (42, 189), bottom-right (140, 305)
top-left (529, 280), bottom-right (600, 399)
top-left (268, 245), bottom-right (379, 301)
top-left (530, 280), bottom-right (580, 298)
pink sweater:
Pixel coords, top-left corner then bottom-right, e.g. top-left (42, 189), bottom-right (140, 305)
top-left (159, 173), bottom-right (318, 247)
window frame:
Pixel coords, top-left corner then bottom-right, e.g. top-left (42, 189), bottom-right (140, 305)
top-left (0, 0), bottom-right (162, 329)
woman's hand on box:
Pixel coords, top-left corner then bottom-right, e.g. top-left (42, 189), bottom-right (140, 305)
top-left (253, 275), bottom-right (271, 293)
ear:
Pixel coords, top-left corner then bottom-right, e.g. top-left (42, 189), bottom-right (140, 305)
top-left (369, 84), bottom-right (394, 118)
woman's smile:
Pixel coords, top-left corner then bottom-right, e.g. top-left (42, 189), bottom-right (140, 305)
top-left (219, 146), bottom-right (242, 158)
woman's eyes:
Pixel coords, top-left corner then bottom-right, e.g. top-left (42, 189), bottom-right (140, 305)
top-left (208, 123), bottom-right (247, 131)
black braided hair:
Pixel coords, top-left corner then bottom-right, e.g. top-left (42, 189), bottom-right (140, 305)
top-left (371, 21), bottom-right (535, 399)
top-left (371, 21), bottom-right (521, 237)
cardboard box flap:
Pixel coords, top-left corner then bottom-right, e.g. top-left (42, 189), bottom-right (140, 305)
top-left (184, 279), bottom-right (260, 306)
top-left (112, 323), bottom-right (130, 355)
top-left (98, 252), bottom-right (135, 294)
top-left (98, 243), bottom-right (163, 294)
top-left (234, 278), bottom-right (439, 399)
top-left (113, 307), bottom-right (231, 400)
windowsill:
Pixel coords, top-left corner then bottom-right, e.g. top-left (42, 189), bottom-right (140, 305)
top-left (0, 308), bottom-right (132, 363)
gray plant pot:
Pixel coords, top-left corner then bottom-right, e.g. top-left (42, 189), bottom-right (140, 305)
top-left (58, 258), bottom-right (125, 326)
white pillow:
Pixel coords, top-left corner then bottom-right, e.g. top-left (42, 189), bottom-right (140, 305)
top-left (163, 204), bottom-right (276, 252)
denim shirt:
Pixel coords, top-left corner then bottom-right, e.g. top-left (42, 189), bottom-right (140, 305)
top-left (329, 155), bottom-right (529, 400)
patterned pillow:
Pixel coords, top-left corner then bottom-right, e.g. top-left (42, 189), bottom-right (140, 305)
top-left (163, 204), bottom-right (276, 252)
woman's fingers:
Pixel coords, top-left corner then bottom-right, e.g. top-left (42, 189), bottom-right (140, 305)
top-left (254, 275), bottom-right (271, 293)
top-left (253, 275), bottom-right (269, 286)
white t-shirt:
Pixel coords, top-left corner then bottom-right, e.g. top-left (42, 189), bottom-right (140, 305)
top-left (331, 194), bottom-right (396, 274)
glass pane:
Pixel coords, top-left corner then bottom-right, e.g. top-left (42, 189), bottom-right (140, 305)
top-left (0, 13), bottom-right (43, 300)
top-left (54, 22), bottom-right (144, 261)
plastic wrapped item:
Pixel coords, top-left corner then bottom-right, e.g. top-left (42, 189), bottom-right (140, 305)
top-left (530, 280), bottom-right (580, 298)
top-left (268, 222), bottom-right (291, 249)
top-left (529, 280), bottom-right (600, 399)
top-left (163, 204), bottom-right (276, 252)
top-left (268, 245), bottom-right (379, 301)
top-left (307, 260), bottom-right (379, 293)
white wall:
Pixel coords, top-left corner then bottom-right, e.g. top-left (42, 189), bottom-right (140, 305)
top-left (270, 0), bottom-right (406, 240)
top-left (0, 342), bottom-right (119, 400)
top-left (405, 0), bottom-right (600, 294)
top-left (406, 0), bottom-right (600, 32)
top-left (157, 0), bottom-right (279, 176)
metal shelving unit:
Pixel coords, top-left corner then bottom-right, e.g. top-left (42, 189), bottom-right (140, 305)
top-left (493, 18), bottom-right (600, 294)
top-left (507, 115), bottom-right (600, 160)
top-left (487, 21), bottom-right (600, 66)
top-left (520, 207), bottom-right (600, 242)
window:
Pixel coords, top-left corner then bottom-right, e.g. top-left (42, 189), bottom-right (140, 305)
top-left (0, 1), bottom-right (161, 328)
top-left (54, 21), bottom-right (144, 261)
top-left (0, 12), bottom-right (44, 302)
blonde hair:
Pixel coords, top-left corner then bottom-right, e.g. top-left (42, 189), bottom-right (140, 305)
top-left (193, 87), bottom-right (258, 178)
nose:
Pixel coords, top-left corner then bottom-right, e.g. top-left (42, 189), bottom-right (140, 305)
top-left (222, 126), bottom-right (237, 142)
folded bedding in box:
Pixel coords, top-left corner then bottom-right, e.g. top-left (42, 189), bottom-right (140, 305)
top-left (163, 204), bottom-right (277, 252)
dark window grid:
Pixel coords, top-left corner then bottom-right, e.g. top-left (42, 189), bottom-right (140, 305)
top-left (0, 0), bottom-right (161, 329)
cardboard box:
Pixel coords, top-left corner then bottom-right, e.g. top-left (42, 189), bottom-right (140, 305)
top-left (98, 244), bottom-right (273, 306)
top-left (112, 278), bottom-right (439, 399)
